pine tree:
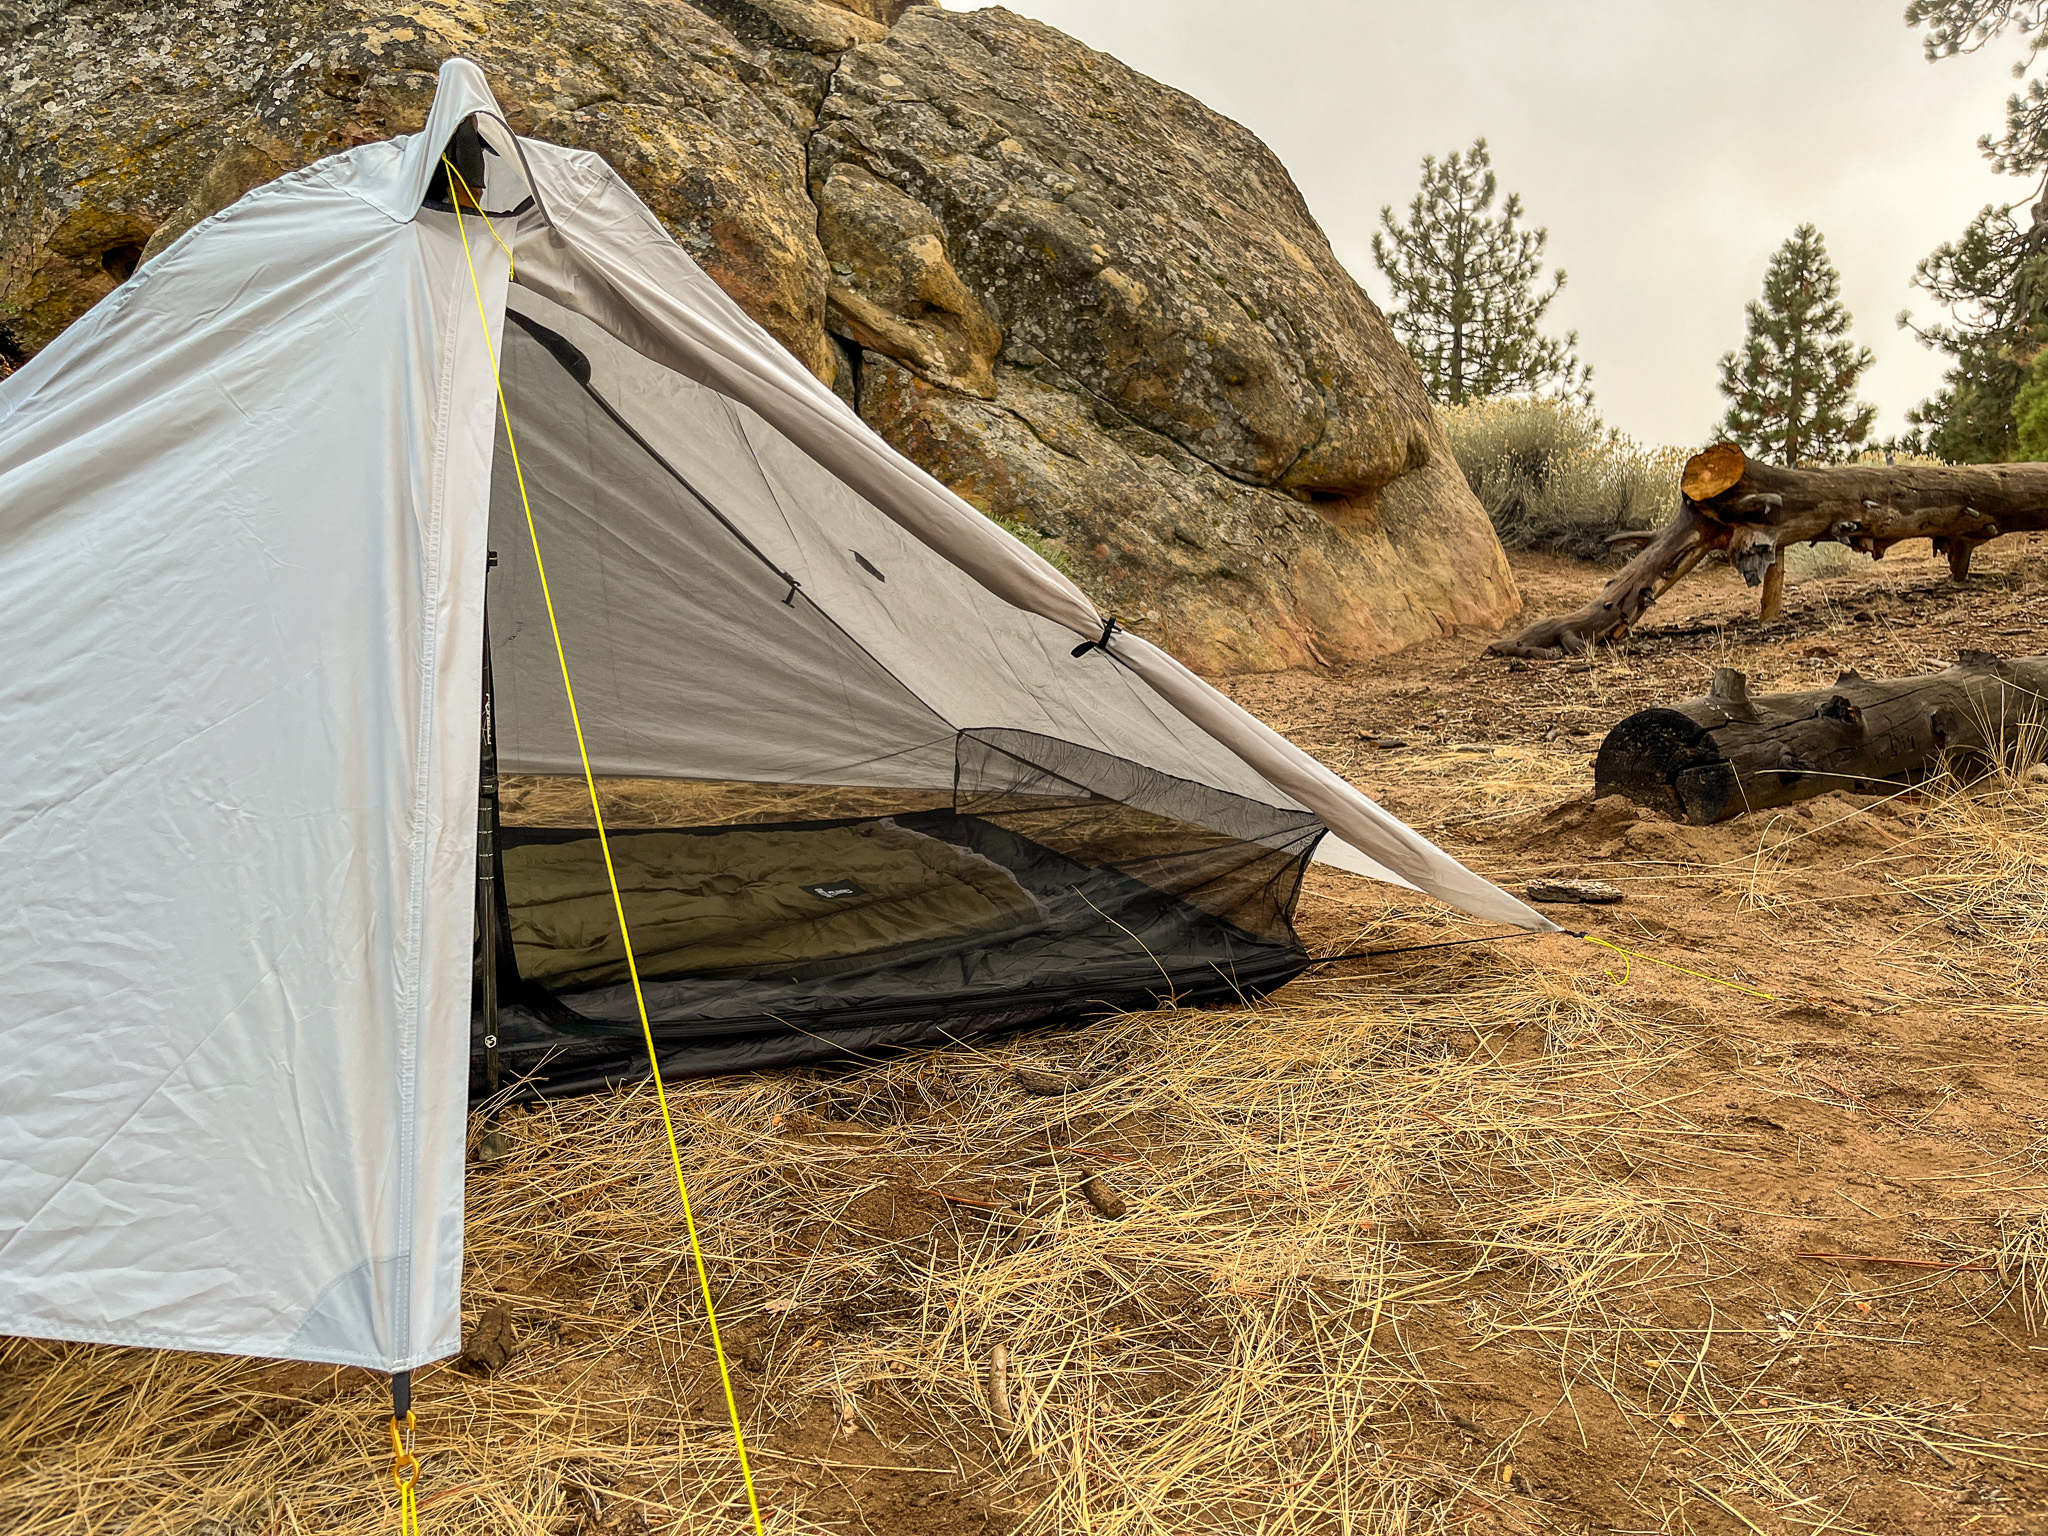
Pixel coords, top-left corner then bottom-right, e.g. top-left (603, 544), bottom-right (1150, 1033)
top-left (1904, 1), bottom-right (2048, 459)
top-left (1907, 0), bottom-right (2048, 177)
top-left (1900, 204), bottom-right (2048, 461)
top-left (1371, 138), bottom-right (1590, 407)
top-left (1716, 225), bottom-right (1876, 465)
top-left (2008, 334), bottom-right (2048, 457)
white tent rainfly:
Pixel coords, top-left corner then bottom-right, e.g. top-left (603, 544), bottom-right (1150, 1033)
top-left (0, 61), bottom-right (1551, 1380)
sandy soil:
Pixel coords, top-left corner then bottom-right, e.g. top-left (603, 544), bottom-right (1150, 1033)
top-left (4, 539), bottom-right (2046, 1535)
top-left (1218, 535), bottom-right (2048, 1532)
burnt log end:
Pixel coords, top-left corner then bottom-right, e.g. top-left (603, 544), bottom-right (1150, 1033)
top-left (1594, 708), bottom-right (1731, 822)
top-left (1593, 654), bottom-right (2048, 822)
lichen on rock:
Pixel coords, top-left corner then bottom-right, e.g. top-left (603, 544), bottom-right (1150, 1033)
top-left (0, 0), bottom-right (1518, 673)
top-left (818, 161), bottom-right (1001, 398)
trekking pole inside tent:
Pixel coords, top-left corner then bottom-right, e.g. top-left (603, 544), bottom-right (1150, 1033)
top-left (478, 562), bottom-right (501, 1102)
top-left (475, 560), bottom-right (515, 1163)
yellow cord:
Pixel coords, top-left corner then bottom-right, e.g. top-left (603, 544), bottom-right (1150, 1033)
top-left (1579, 933), bottom-right (1775, 1002)
top-left (448, 162), bottom-right (768, 1536)
top-left (390, 1412), bottom-right (421, 1536)
top-left (446, 160), bottom-right (516, 280)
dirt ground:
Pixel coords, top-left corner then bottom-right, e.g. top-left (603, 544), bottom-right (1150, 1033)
top-left (1225, 536), bottom-right (2048, 1532)
top-left (4, 539), bottom-right (2047, 1535)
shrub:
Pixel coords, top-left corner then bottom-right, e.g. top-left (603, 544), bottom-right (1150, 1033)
top-left (1783, 539), bottom-right (1873, 584)
top-left (1441, 396), bottom-right (1689, 560)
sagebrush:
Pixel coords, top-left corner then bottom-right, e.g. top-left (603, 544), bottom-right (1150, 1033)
top-left (1441, 396), bottom-right (1688, 560)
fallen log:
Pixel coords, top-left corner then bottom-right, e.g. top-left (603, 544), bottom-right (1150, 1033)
top-left (1491, 443), bottom-right (2048, 659)
top-left (1592, 652), bottom-right (2048, 823)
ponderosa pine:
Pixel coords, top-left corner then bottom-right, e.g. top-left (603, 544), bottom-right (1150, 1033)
top-left (1371, 138), bottom-right (1590, 408)
top-left (1904, 0), bottom-right (2048, 458)
top-left (1716, 225), bottom-right (1876, 466)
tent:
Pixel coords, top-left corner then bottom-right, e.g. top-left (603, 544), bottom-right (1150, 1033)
top-left (0, 61), bottom-right (1551, 1374)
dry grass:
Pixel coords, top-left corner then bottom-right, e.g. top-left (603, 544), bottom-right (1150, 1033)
top-left (0, 960), bottom-right (1718, 1535)
top-left (1440, 397), bottom-right (1689, 561)
top-left (7, 750), bottom-right (2048, 1532)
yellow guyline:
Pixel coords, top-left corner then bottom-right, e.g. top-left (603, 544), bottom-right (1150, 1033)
top-left (1578, 932), bottom-right (1774, 1002)
top-left (391, 1413), bottom-right (421, 1536)
top-left (447, 160), bottom-right (769, 1536)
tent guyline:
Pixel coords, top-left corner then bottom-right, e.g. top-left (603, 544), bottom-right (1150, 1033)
top-left (1, 57), bottom-right (1572, 1511)
top-left (1299, 928), bottom-right (1776, 1002)
top-left (449, 166), bottom-right (767, 1532)
top-left (1302, 925), bottom-right (1785, 1011)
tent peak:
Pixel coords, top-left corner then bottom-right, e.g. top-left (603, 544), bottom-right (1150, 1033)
top-left (385, 58), bottom-right (541, 225)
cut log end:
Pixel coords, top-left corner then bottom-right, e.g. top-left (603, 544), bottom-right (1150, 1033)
top-left (1597, 656), bottom-right (2048, 822)
top-left (1593, 707), bottom-right (1728, 822)
top-left (1681, 442), bottom-right (1747, 503)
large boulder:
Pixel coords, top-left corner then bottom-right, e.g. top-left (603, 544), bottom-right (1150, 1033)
top-left (0, 0), bottom-right (1518, 672)
top-left (0, 0), bottom-right (843, 375)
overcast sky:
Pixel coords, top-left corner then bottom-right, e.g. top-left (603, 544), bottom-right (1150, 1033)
top-left (959, 0), bottom-right (2023, 449)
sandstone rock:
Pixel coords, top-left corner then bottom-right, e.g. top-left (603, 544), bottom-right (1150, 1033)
top-left (0, 0), bottom-right (1519, 673)
top-left (818, 162), bottom-right (1001, 397)
top-left (813, 8), bottom-right (1435, 501)
top-left (0, 1), bottom-right (836, 377)
top-left (810, 6), bottom-right (1516, 667)
top-left (694, 0), bottom-right (890, 55)
top-left (816, 0), bottom-right (931, 26)
top-left (858, 353), bottom-right (1514, 671)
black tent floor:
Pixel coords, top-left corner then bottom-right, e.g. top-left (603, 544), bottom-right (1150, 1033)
top-left (475, 810), bottom-right (1308, 1101)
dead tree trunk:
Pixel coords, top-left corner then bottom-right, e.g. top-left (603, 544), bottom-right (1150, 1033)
top-left (1593, 652), bottom-right (2048, 823)
top-left (1490, 443), bottom-right (2048, 659)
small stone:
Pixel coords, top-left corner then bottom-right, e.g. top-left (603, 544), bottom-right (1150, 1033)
top-left (1525, 878), bottom-right (1624, 905)
top-left (1013, 1066), bottom-right (1086, 1096)
top-left (455, 1303), bottom-right (520, 1376)
top-left (477, 1125), bottom-right (514, 1162)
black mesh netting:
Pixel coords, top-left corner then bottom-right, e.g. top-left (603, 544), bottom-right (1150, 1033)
top-left (476, 732), bottom-right (1321, 1100)
top-left (472, 301), bottom-right (1326, 1100)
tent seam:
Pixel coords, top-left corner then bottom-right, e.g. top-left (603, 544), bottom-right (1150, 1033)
top-left (388, 224), bottom-right (478, 1366)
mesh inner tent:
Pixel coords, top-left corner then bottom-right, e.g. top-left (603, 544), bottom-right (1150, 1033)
top-left (473, 308), bottom-right (1324, 1101)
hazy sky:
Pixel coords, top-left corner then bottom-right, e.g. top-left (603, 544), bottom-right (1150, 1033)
top-left (959, 0), bottom-right (2023, 448)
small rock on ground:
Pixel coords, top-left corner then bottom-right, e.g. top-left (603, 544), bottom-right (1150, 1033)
top-left (1525, 878), bottom-right (1625, 905)
top-left (1079, 1176), bottom-right (1128, 1219)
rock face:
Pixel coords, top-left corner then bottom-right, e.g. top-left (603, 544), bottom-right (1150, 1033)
top-left (0, 0), bottom-right (1519, 672)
